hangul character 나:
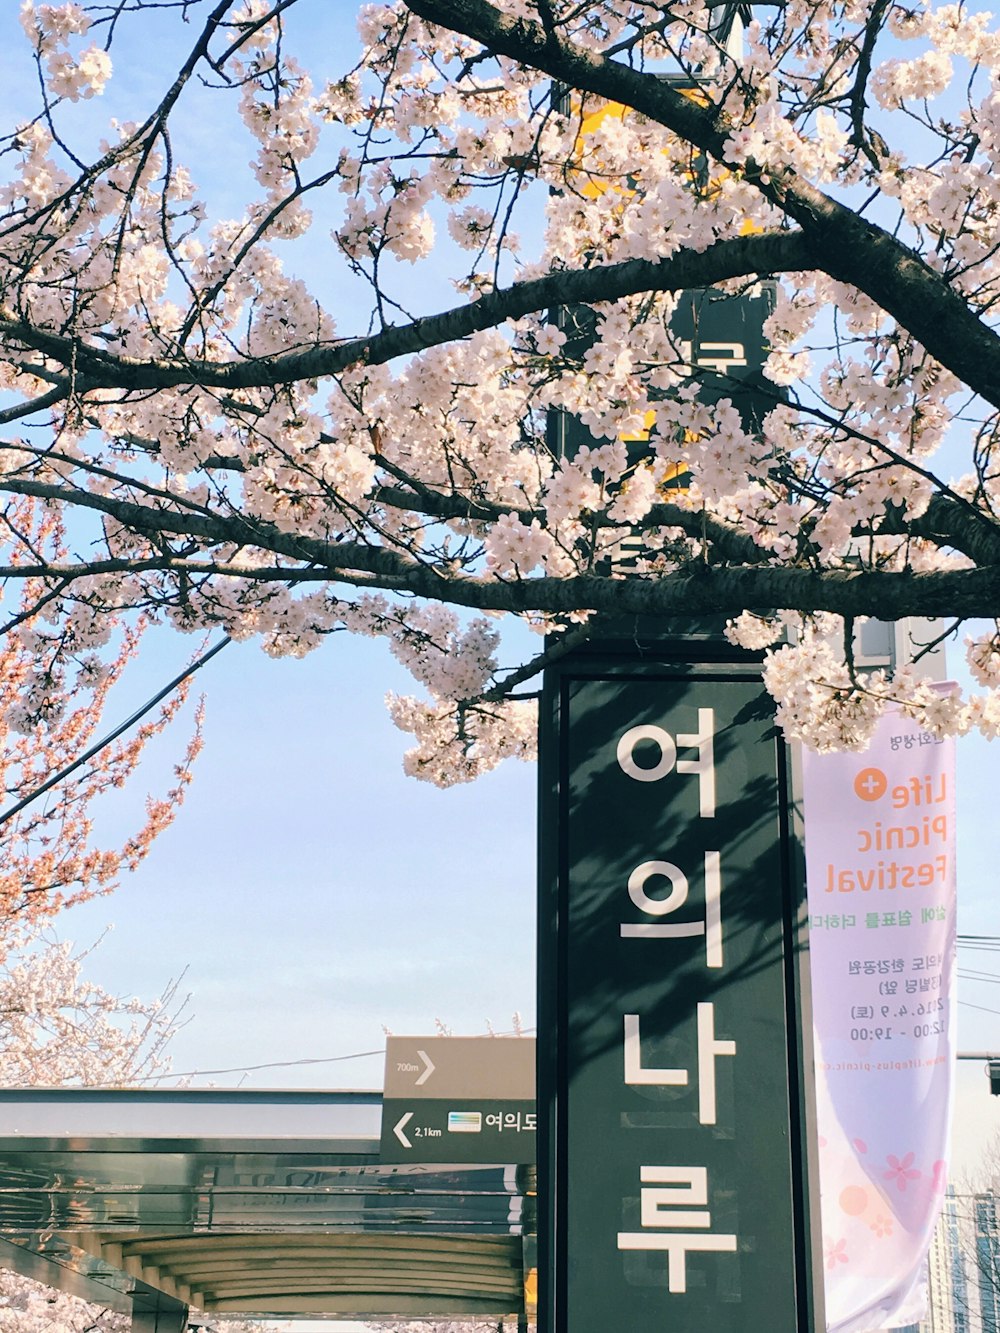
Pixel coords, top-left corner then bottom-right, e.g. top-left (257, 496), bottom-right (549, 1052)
top-left (624, 1003), bottom-right (735, 1125)
top-left (618, 1166), bottom-right (737, 1293)
top-left (621, 853), bottom-right (723, 968)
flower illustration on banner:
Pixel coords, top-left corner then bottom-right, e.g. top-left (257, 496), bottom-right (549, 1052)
top-left (825, 1238), bottom-right (849, 1270)
top-left (870, 1215), bottom-right (894, 1238)
top-left (884, 1152), bottom-right (921, 1191)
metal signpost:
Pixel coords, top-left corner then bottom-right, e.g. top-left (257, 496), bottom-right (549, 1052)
top-left (537, 259), bottom-right (820, 1325)
top-left (538, 652), bottom-right (819, 1331)
top-left (381, 1036), bottom-right (536, 1165)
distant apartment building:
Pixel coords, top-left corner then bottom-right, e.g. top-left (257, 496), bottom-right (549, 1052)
top-left (895, 1185), bottom-right (995, 1332)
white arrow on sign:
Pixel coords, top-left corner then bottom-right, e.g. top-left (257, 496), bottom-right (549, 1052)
top-left (393, 1112), bottom-right (414, 1149)
top-left (415, 1049), bottom-right (435, 1086)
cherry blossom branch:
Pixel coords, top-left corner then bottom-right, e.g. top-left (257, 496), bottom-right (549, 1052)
top-left (404, 0), bottom-right (1000, 411)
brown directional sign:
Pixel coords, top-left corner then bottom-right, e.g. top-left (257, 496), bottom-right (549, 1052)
top-left (381, 1037), bottom-right (536, 1164)
top-left (383, 1037), bottom-right (535, 1099)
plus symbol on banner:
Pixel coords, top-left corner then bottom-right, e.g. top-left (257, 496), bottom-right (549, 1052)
top-left (854, 768), bottom-right (887, 802)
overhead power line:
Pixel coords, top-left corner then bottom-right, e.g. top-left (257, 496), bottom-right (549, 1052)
top-left (0, 635), bottom-right (230, 831)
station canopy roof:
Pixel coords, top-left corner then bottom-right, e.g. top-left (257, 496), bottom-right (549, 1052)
top-left (0, 1088), bottom-right (535, 1322)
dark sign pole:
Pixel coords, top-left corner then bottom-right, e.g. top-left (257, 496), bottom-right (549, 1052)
top-left (537, 644), bottom-right (821, 1331)
top-left (537, 266), bottom-right (822, 1329)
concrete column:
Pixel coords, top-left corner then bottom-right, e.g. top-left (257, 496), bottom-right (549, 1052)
top-left (131, 1294), bottom-right (188, 1333)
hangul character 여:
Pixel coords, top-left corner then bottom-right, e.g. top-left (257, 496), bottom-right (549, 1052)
top-left (616, 711), bottom-right (716, 818)
top-left (618, 1166), bottom-right (737, 1293)
top-left (624, 1003), bottom-right (735, 1126)
top-left (620, 852), bottom-right (723, 969)
top-left (485, 1112), bottom-right (503, 1132)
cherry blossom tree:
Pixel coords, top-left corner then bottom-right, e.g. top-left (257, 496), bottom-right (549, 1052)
top-left (0, 923), bottom-right (182, 1333)
top-left (0, 512), bottom-right (203, 931)
top-left (3, 0), bottom-right (1000, 786)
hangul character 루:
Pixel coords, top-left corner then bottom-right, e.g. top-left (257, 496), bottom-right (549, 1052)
top-left (620, 852), bottom-right (723, 968)
top-left (618, 1165), bottom-right (737, 1293)
top-left (624, 1003), bottom-right (735, 1126)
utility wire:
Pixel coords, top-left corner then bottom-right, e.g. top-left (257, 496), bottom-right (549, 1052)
top-left (0, 635), bottom-right (230, 831)
top-left (125, 1027), bottom-right (539, 1084)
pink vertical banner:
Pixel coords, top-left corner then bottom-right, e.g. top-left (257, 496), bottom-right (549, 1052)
top-left (802, 706), bottom-right (957, 1333)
